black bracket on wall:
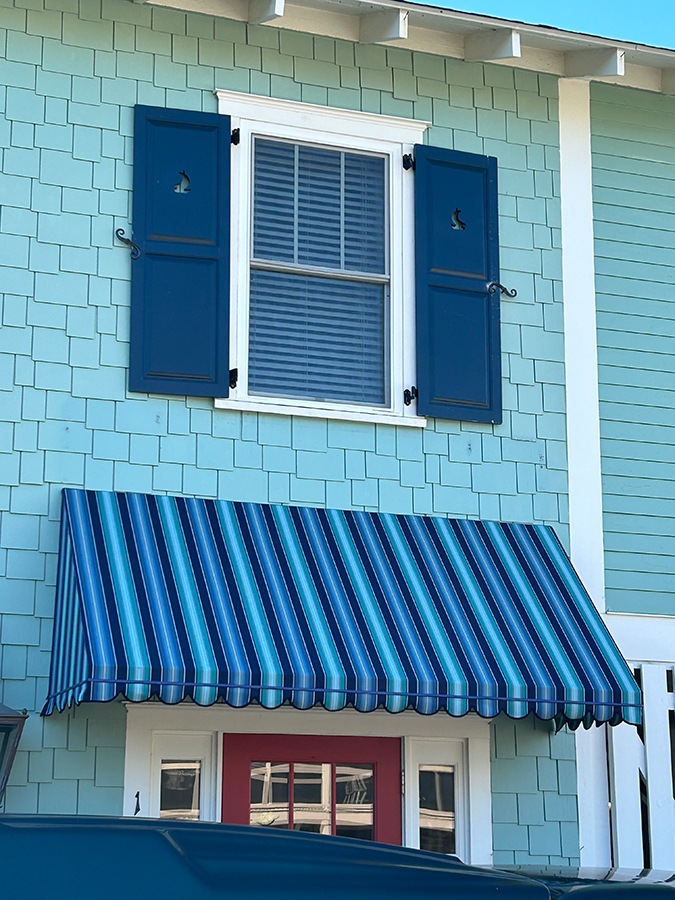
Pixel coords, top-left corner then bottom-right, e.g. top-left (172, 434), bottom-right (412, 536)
top-left (231, 128), bottom-right (240, 145)
top-left (229, 368), bottom-right (238, 389)
top-left (487, 281), bottom-right (517, 298)
top-left (403, 386), bottom-right (418, 406)
top-left (402, 154), bottom-right (415, 171)
top-left (115, 228), bottom-right (140, 260)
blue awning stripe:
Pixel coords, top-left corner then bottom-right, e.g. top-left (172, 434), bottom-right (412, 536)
top-left (43, 490), bottom-right (641, 726)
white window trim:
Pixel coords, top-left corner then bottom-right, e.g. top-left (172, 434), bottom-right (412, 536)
top-left (123, 702), bottom-right (492, 865)
top-left (214, 90), bottom-right (429, 428)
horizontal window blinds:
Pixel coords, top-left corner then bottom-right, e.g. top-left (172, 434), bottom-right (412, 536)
top-left (250, 139), bottom-right (388, 406)
top-left (249, 271), bottom-right (386, 404)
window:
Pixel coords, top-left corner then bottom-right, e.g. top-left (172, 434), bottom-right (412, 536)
top-left (249, 760), bottom-right (375, 839)
top-left (146, 732), bottom-right (217, 822)
top-left (249, 140), bottom-right (389, 408)
top-left (214, 90), bottom-right (427, 427)
top-left (160, 759), bottom-right (201, 820)
top-left (404, 738), bottom-right (467, 858)
top-left (222, 733), bottom-right (402, 845)
top-left (129, 101), bottom-right (503, 426)
top-left (418, 764), bottom-right (455, 853)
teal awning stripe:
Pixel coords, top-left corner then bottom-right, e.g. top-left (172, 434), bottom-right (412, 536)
top-left (43, 490), bottom-right (641, 727)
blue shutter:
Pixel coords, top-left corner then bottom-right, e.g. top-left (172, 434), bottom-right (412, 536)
top-left (129, 106), bottom-right (231, 397)
top-left (414, 145), bottom-right (501, 423)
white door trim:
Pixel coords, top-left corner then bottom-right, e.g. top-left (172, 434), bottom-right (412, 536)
top-left (123, 703), bottom-right (491, 861)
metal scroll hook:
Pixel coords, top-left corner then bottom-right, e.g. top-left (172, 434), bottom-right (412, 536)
top-left (115, 228), bottom-right (140, 260)
top-left (487, 281), bottom-right (517, 298)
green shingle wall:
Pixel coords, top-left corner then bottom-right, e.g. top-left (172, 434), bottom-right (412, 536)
top-left (491, 717), bottom-right (579, 867)
top-left (0, 0), bottom-right (575, 860)
top-left (591, 82), bottom-right (675, 616)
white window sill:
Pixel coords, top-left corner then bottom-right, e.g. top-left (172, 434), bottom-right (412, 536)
top-left (214, 396), bottom-right (427, 428)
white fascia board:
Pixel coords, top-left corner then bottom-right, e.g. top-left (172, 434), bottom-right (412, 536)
top-left (603, 613), bottom-right (675, 666)
top-left (248, 0), bottom-right (283, 24)
top-left (464, 28), bottom-right (521, 62)
top-left (359, 8), bottom-right (408, 43)
top-left (565, 48), bottom-right (626, 77)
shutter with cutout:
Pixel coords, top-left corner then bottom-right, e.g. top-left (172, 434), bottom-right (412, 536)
top-left (414, 145), bottom-right (501, 423)
top-left (129, 106), bottom-right (231, 396)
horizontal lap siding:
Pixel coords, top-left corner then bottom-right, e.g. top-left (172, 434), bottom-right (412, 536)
top-left (591, 83), bottom-right (675, 616)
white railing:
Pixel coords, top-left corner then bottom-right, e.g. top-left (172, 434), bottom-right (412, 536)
top-left (608, 663), bottom-right (675, 871)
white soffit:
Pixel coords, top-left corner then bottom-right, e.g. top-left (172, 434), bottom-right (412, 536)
top-left (146, 0), bottom-right (675, 92)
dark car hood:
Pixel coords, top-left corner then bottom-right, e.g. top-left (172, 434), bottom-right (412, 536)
top-left (499, 866), bottom-right (675, 899)
top-left (0, 815), bottom-right (548, 900)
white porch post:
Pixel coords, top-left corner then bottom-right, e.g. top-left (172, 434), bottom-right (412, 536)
top-left (641, 664), bottom-right (675, 868)
top-left (559, 77), bottom-right (611, 868)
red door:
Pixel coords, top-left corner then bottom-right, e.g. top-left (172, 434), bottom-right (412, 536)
top-left (222, 734), bottom-right (402, 845)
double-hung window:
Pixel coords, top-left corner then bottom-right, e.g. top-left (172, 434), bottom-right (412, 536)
top-left (129, 98), bottom-right (503, 426)
top-left (217, 91), bottom-right (428, 426)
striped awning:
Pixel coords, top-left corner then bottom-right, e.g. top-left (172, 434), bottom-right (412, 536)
top-left (43, 489), bottom-right (641, 726)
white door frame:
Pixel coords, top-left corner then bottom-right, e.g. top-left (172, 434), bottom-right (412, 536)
top-left (123, 703), bottom-right (493, 865)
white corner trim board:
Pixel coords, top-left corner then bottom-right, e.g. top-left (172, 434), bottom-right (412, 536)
top-left (574, 725), bottom-right (612, 868)
top-left (559, 78), bottom-right (606, 616)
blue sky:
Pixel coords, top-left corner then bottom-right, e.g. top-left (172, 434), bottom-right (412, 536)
top-left (428, 1), bottom-right (675, 50)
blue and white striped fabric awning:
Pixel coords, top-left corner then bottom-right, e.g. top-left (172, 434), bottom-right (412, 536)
top-left (43, 489), bottom-right (641, 727)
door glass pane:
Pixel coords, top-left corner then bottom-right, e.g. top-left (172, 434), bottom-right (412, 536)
top-left (419, 764), bottom-right (455, 854)
top-left (160, 760), bottom-right (201, 820)
top-left (250, 762), bottom-right (290, 829)
top-left (335, 764), bottom-right (374, 841)
top-left (293, 763), bottom-right (331, 834)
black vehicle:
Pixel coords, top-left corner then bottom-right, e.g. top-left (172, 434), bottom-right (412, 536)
top-left (505, 867), bottom-right (675, 900)
top-left (0, 814), bottom-right (546, 900)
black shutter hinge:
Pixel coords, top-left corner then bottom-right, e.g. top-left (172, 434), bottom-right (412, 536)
top-left (229, 368), bottom-right (238, 389)
top-left (231, 128), bottom-right (240, 145)
top-left (403, 386), bottom-right (418, 406)
top-left (402, 153), bottom-right (415, 171)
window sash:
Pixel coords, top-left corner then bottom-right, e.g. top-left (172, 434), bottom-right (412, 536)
top-left (249, 137), bottom-right (390, 408)
top-left (252, 137), bottom-right (389, 277)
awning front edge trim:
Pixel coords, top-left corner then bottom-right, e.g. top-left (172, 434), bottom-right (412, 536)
top-left (43, 677), bottom-right (643, 710)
